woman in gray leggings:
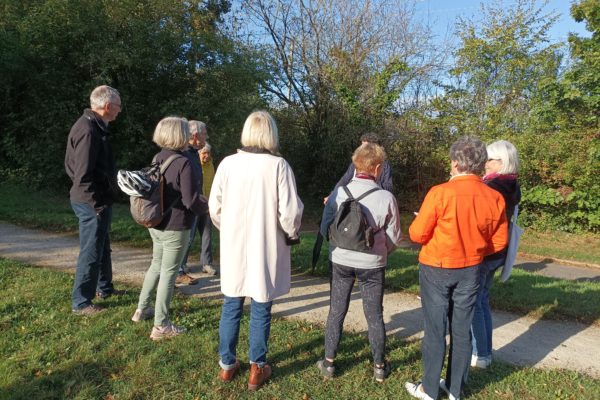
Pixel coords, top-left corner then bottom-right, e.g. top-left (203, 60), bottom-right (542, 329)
top-left (318, 142), bottom-right (403, 382)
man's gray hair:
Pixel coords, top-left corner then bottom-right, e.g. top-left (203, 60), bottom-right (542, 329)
top-left (90, 85), bottom-right (120, 110)
top-left (449, 136), bottom-right (487, 174)
top-left (200, 143), bottom-right (212, 153)
top-left (189, 120), bottom-right (207, 136)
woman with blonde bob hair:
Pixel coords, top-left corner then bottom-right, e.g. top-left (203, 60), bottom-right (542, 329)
top-left (470, 140), bottom-right (521, 369)
top-left (209, 110), bottom-right (303, 390)
top-left (240, 110), bottom-right (279, 153)
top-left (131, 116), bottom-right (208, 341)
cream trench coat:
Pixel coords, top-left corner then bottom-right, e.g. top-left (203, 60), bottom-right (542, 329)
top-left (209, 150), bottom-right (303, 302)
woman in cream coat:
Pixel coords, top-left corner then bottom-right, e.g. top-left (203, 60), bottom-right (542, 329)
top-left (209, 110), bottom-right (303, 390)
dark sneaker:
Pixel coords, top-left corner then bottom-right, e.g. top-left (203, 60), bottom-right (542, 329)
top-left (131, 307), bottom-right (155, 322)
top-left (202, 264), bottom-right (217, 276)
top-left (175, 273), bottom-right (198, 285)
top-left (96, 289), bottom-right (127, 299)
top-left (218, 360), bottom-right (241, 382)
top-left (248, 363), bottom-right (272, 390)
top-left (374, 360), bottom-right (392, 382)
top-left (72, 304), bottom-right (105, 316)
top-left (316, 359), bottom-right (335, 379)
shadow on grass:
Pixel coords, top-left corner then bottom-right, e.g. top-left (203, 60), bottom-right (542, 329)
top-left (1, 361), bottom-right (109, 400)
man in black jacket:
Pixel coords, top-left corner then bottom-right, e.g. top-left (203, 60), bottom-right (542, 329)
top-left (65, 85), bottom-right (124, 315)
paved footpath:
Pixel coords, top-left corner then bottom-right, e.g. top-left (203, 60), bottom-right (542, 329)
top-left (1, 222), bottom-right (599, 378)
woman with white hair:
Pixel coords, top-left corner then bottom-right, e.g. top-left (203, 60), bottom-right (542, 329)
top-left (131, 117), bottom-right (207, 341)
top-left (470, 140), bottom-right (521, 369)
top-left (209, 110), bottom-right (303, 391)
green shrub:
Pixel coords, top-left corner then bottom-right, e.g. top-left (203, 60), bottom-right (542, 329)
top-left (520, 185), bottom-right (600, 232)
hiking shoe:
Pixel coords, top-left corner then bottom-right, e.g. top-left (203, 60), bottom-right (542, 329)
top-left (150, 322), bottom-right (186, 341)
top-left (471, 354), bottom-right (491, 368)
top-left (248, 363), bottom-right (272, 391)
top-left (72, 304), bottom-right (105, 316)
top-left (175, 273), bottom-right (198, 285)
top-left (131, 307), bottom-right (155, 322)
top-left (373, 360), bottom-right (392, 382)
top-left (218, 360), bottom-right (241, 383)
top-left (405, 381), bottom-right (435, 400)
top-left (202, 264), bottom-right (217, 276)
top-left (96, 289), bottom-right (127, 299)
top-left (316, 359), bottom-right (335, 379)
top-left (439, 379), bottom-right (460, 400)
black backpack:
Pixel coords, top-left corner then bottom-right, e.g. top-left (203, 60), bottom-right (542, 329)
top-left (328, 186), bottom-right (380, 252)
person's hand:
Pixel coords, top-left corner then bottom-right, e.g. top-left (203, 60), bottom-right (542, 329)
top-left (285, 235), bottom-right (301, 246)
top-left (323, 196), bottom-right (329, 205)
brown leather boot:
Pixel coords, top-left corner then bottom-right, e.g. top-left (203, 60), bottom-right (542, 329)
top-left (218, 360), bottom-right (240, 382)
top-left (247, 363), bottom-right (272, 390)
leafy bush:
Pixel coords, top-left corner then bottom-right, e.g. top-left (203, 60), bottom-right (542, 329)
top-left (520, 185), bottom-right (600, 232)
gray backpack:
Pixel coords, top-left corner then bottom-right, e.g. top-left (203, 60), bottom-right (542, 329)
top-left (127, 154), bottom-right (182, 228)
top-left (328, 186), bottom-right (380, 252)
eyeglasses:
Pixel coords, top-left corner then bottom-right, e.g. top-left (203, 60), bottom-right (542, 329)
top-left (110, 102), bottom-right (122, 109)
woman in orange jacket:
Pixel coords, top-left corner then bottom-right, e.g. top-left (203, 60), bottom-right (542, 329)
top-left (405, 136), bottom-right (508, 400)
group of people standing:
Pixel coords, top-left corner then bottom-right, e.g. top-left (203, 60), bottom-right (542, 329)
top-left (65, 85), bottom-right (520, 396)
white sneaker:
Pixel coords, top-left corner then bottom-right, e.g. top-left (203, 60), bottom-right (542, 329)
top-left (471, 354), bottom-right (492, 368)
top-left (202, 264), bottom-right (218, 276)
top-left (405, 381), bottom-right (434, 400)
top-left (150, 322), bottom-right (186, 341)
top-left (439, 379), bottom-right (460, 400)
top-left (131, 307), bottom-right (155, 322)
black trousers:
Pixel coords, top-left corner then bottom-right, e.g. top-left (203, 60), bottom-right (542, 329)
top-left (325, 262), bottom-right (386, 364)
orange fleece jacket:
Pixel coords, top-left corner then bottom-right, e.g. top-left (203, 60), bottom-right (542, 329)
top-left (409, 174), bottom-right (508, 268)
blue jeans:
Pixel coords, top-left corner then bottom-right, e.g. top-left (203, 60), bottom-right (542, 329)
top-left (71, 202), bottom-right (114, 310)
top-left (471, 253), bottom-right (505, 358)
top-left (219, 296), bottom-right (272, 369)
top-left (419, 263), bottom-right (480, 400)
top-left (178, 214), bottom-right (213, 274)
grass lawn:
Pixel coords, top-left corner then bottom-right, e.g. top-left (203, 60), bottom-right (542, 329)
top-left (302, 235), bottom-right (600, 325)
top-left (1, 182), bottom-right (600, 325)
top-left (1, 259), bottom-right (599, 399)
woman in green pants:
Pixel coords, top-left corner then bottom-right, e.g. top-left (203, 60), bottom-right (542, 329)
top-left (131, 116), bottom-right (208, 341)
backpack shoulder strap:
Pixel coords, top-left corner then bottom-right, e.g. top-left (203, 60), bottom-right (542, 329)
top-left (342, 186), bottom-right (354, 200)
top-left (355, 187), bottom-right (380, 202)
top-left (159, 154), bottom-right (183, 175)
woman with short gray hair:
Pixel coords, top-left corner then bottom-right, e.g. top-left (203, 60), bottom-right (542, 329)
top-left (406, 135), bottom-right (509, 400)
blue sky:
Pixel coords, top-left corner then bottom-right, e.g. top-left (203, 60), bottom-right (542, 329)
top-left (414, 0), bottom-right (591, 44)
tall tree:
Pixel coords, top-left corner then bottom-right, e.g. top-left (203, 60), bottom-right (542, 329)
top-left (0, 0), bottom-right (265, 188)
top-left (560, 0), bottom-right (600, 128)
top-left (238, 0), bottom-right (437, 194)
top-left (434, 0), bottom-right (562, 140)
